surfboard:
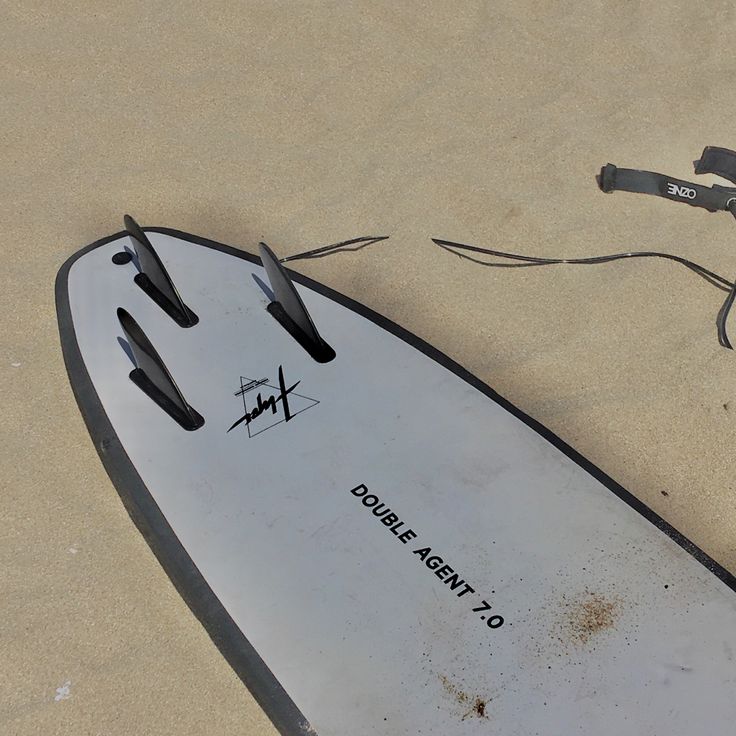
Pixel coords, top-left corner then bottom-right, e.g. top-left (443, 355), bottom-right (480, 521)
top-left (56, 220), bottom-right (736, 736)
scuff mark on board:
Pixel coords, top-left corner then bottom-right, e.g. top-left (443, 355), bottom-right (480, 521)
top-left (54, 681), bottom-right (71, 702)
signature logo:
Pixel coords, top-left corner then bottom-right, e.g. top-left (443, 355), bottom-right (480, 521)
top-left (666, 182), bottom-right (696, 199)
top-left (228, 365), bottom-right (319, 437)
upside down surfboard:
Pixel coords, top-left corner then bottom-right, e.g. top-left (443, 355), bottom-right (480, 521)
top-left (56, 221), bottom-right (736, 736)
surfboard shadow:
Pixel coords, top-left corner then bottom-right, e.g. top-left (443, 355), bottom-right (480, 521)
top-left (124, 244), bottom-right (141, 273)
top-left (117, 336), bottom-right (136, 367)
top-left (252, 272), bottom-right (275, 302)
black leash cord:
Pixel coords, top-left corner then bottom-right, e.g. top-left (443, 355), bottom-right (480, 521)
top-left (432, 237), bottom-right (736, 349)
top-left (280, 236), bottom-right (390, 263)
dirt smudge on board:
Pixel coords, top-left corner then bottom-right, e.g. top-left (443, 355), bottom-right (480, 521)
top-left (438, 674), bottom-right (489, 721)
top-left (561, 590), bottom-right (623, 646)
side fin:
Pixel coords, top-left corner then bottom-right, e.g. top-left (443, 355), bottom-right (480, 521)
top-left (124, 214), bottom-right (199, 327)
top-left (258, 242), bottom-right (336, 363)
top-left (117, 308), bottom-right (204, 430)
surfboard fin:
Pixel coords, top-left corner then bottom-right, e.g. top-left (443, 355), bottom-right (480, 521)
top-left (258, 242), bottom-right (336, 363)
top-left (124, 215), bottom-right (199, 328)
top-left (117, 308), bottom-right (205, 430)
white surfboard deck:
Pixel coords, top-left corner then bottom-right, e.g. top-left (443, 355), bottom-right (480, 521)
top-left (57, 228), bottom-right (736, 736)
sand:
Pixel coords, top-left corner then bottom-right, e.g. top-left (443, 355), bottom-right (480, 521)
top-left (4, 2), bottom-right (736, 733)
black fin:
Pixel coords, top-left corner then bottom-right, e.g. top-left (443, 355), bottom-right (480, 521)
top-left (117, 308), bottom-right (204, 430)
top-left (124, 215), bottom-right (199, 327)
top-left (258, 242), bottom-right (336, 363)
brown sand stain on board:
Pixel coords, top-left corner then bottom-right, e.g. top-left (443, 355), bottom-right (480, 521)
top-left (438, 674), bottom-right (489, 721)
top-left (560, 590), bottom-right (623, 646)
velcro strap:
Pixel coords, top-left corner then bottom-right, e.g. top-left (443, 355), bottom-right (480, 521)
top-left (694, 146), bottom-right (736, 185)
top-left (598, 163), bottom-right (736, 212)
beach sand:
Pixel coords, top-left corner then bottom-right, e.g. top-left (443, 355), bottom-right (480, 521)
top-left (4, 2), bottom-right (736, 733)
